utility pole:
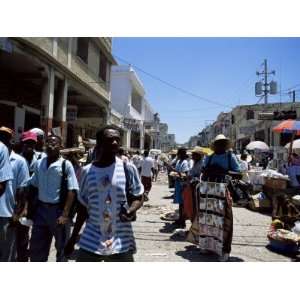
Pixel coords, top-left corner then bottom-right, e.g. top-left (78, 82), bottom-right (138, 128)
top-left (255, 59), bottom-right (276, 104)
top-left (293, 90), bottom-right (296, 103)
top-left (263, 59), bottom-right (268, 104)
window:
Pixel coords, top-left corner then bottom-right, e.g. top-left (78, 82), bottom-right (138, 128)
top-left (76, 38), bottom-right (89, 63)
top-left (231, 115), bottom-right (235, 124)
top-left (246, 110), bottom-right (255, 120)
top-left (99, 51), bottom-right (108, 82)
top-left (131, 90), bottom-right (142, 113)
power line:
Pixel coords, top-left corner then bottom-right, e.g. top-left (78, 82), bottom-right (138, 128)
top-left (281, 83), bottom-right (300, 92)
top-left (113, 54), bottom-right (233, 110)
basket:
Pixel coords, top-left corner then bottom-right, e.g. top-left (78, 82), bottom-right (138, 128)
top-left (268, 238), bottom-right (299, 254)
top-left (264, 177), bottom-right (287, 190)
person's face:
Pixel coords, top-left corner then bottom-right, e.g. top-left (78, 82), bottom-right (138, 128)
top-left (192, 152), bottom-right (201, 162)
top-left (0, 132), bottom-right (11, 148)
top-left (36, 135), bottom-right (44, 149)
top-left (101, 129), bottom-right (120, 155)
top-left (22, 140), bottom-right (36, 155)
top-left (46, 136), bottom-right (61, 157)
top-left (214, 140), bottom-right (228, 153)
top-left (178, 150), bottom-right (186, 159)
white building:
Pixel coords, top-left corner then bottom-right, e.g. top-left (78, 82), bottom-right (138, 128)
top-left (110, 65), bottom-right (158, 151)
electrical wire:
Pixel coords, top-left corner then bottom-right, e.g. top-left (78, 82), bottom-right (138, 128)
top-left (112, 54), bottom-right (233, 110)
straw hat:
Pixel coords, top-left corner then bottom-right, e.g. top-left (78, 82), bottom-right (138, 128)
top-left (0, 126), bottom-right (14, 137)
top-left (191, 146), bottom-right (205, 155)
top-left (211, 134), bottom-right (231, 151)
top-left (213, 134), bottom-right (229, 143)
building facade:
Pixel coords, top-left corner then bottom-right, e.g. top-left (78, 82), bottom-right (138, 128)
top-left (198, 102), bottom-right (300, 151)
top-left (230, 102), bottom-right (300, 151)
top-left (0, 37), bottom-right (116, 146)
top-left (110, 65), bottom-right (159, 151)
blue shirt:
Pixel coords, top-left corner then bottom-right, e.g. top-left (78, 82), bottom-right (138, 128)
top-left (23, 151), bottom-right (45, 176)
top-left (203, 152), bottom-right (241, 172)
top-left (78, 157), bottom-right (144, 256)
top-left (29, 156), bottom-right (79, 204)
top-left (0, 142), bottom-right (14, 217)
top-left (10, 151), bottom-right (30, 195)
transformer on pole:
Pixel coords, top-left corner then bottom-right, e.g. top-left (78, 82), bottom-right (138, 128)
top-left (255, 59), bottom-right (277, 104)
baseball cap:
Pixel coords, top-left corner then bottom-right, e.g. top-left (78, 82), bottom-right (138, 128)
top-left (30, 128), bottom-right (45, 138)
top-left (21, 131), bottom-right (37, 142)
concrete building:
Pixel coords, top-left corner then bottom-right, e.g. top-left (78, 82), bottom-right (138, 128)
top-left (0, 37), bottom-right (116, 146)
top-left (187, 135), bottom-right (199, 148)
top-left (198, 102), bottom-right (300, 152)
top-left (110, 65), bottom-right (159, 151)
top-left (230, 102), bottom-right (300, 151)
top-left (167, 134), bottom-right (176, 150)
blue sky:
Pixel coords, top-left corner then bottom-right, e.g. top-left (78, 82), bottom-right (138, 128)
top-left (112, 38), bottom-right (300, 143)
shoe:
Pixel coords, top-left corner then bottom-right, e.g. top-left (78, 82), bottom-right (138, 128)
top-left (218, 253), bottom-right (230, 262)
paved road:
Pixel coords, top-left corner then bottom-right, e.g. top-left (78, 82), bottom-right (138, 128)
top-left (49, 172), bottom-right (294, 262)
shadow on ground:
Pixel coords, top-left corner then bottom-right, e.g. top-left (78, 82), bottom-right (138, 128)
top-left (159, 222), bottom-right (180, 233)
top-left (175, 245), bottom-right (245, 262)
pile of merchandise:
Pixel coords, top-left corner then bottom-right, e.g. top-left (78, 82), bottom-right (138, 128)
top-left (267, 219), bottom-right (300, 253)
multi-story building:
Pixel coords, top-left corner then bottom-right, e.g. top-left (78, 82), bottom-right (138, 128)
top-left (230, 102), bottom-right (300, 151)
top-left (0, 37), bottom-right (116, 146)
top-left (167, 134), bottom-right (176, 150)
top-left (187, 135), bottom-right (200, 148)
top-left (198, 102), bottom-right (300, 151)
top-left (111, 65), bottom-right (158, 151)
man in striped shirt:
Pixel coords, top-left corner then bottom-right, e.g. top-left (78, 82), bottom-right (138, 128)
top-left (68, 125), bottom-right (144, 262)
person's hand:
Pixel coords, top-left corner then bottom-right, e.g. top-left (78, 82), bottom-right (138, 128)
top-left (119, 207), bottom-right (136, 222)
top-left (57, 215), bottom-right (69, 225)
top-left (12, 213), bottom-right (20, 223)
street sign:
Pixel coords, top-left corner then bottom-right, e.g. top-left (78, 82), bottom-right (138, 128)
top-left (258, 112), bottom-right (274, 120)
top-left (123, 118), bottom-right (140, 131)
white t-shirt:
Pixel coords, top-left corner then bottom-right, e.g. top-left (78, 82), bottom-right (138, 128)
top-left (132, 155), bottom-right (142, 169)
top-left (141, 157), bottom-right (154, 177)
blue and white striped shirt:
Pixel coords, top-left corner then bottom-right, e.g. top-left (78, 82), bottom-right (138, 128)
top-left (78, 157), bottom-right (144, 256)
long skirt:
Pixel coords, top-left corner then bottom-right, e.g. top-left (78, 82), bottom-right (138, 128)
top-left (196, 181), bottom-right (233, 256)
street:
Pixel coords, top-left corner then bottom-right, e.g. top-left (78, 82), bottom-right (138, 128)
top-left (48, 172), bottom-right (293, 262)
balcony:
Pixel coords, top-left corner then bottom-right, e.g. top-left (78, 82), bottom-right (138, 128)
top-left (98, 37), bottom-right (112, 52)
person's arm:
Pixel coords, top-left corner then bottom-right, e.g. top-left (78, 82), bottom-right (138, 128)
top-left (64, 202), bottom-right (88, 256)
top-left (64, 165), bottom-right (89, 256)
top-left (120, 163), bottom-right (144, 222)
top-left (0, 144), bottom-right (13, 197)
top-left (230, 154), bottom-right (241, 172)
top-left (13, 160), bottom-right (30, 219)
top-left (58, 161), bottom-right (79, 224)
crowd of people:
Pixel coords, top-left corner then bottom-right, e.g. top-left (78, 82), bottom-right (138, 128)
top-left (0, 124), bottom-right (169, 262)
top-left (0, 123), bottom-right (259, 262)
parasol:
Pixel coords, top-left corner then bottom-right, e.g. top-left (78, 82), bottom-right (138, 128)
top-left (284, 139), bottom-right (300, 150)
top-left (273, 119), bottom-right (300, 160)
top-left (246, 141), bottom-right (270, 151)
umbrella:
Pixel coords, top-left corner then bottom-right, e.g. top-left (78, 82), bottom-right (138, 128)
top-left (273, 119), bottom-right (300, 134)
top-left (246, 141), bottom-right (269, 151)
top-left (284, 139), bottom-right (300, 150)
top-left (273, 119), bottom-right (300, 160)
